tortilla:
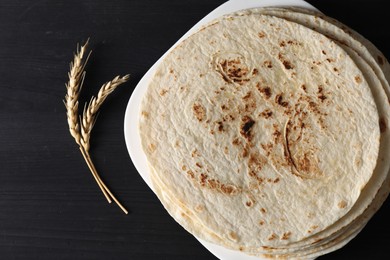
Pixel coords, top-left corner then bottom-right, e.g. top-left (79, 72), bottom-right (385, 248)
top-left (139, 11), bottom-right (380, 255)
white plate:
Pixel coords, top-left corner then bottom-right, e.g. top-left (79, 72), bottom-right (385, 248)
top-left (124, 0), bottom-right (317, 259)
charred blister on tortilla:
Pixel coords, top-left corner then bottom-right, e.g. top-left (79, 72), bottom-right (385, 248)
top-left (212, 52), bottom-right (255, 85)
top-left (184, 167), bottom-right (241, 195)
top-left (240, 116), bottom-right (255, 141)
top-left (256, 83), bottom-right (272, 100)
top-left (278, 52), bottom-right (294, 70)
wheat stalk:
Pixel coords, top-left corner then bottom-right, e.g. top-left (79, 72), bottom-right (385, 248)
top-left (64, 39), bottom-right (129, 214)
top-left (80, 75), bottom-right (130, 214)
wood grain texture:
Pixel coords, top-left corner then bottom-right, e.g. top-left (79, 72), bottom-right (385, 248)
top-left (0, 0), bottom-right (388, 259)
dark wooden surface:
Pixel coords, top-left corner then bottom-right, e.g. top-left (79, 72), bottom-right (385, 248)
top-left (0, 0), bottom-right (389, 259)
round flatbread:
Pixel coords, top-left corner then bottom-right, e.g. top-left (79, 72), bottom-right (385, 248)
top-left (139, 11), bottom-right (380, 255)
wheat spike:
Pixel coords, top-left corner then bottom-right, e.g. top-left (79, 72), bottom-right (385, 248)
top-left (64, 39), bottom-right (129, 214)
top-left (81, 75), bottom-right (130, 151)
top-left (64, 40), bottom-right (90, 145)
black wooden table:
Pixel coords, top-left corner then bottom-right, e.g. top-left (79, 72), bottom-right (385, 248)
top-left (0, 0), bottom-right (389, 259)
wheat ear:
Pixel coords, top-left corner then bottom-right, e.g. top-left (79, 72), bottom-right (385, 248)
top-left (64, 40), bottom-right (90, 145)
top-left (81, 75), bottom-right (130, 151)
top-left (64, 40), bottom-right (129, 214)
top-left (64, 40), bottom-right (111, 202)
top-left (80, 75), bottom-right (130, 214)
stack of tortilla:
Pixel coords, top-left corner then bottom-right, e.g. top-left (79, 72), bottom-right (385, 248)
top-left (139, 7), bottom-right (390, 259)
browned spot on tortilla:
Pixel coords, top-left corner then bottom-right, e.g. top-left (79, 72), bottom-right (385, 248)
top-left (242, 146), bottom-right (249, 158)
top-left (322, 50), bottom-right (327, 55)
top-left (268, 233), bottom-right (277, 241)
top-left (252, 68), bottom-right (258, 75)
top-left (217, 58), bottom-right (250, 85)
top-left (281, 232), bottom-right (291, 240)
top-left (274, 178), bottom-right (280, 183)
top-left (241, 91), bottom-right (257, 113)
top-left (301, 84), bottom-right (307, 92)
top-left (257, 83), bottom-right (272, 99)
top-left (354, 75), bottom-right (362, 84)
top-left (259, 220), bottom-right (265, 225)
top-left (258, 31), bottom-right (266, 38)
top-left (193, 103), bottom-right (205, 122)
top-left (278, 53), bottom-right (294, 70)
top-left (228, 231), bottom-right (238, 241)
top-left (272, 125), bottom-right (282, 144)
top-left (201, 175), bottom-right (240, 195)
top-left (312, 60), bottom-right (322, 65)
top-left (260, 109), bottom-right (273, 119)
top-left (148, 143), bottom-right (156, 153)
top-left (159, 89), bottom-right (168, 96)
top-left (338, 200), bottom-right (347, 209)
top-left (380, 117), bottom-right (387, 133)
top-left (217, 121), bottom-right (224, 132)
top-left (224, 114), bottom-right (235, 121)
top-left (317, 85), bottom-right (327, 102)
top-left (220, 184), bottom-right (236, 194)
top-left (240, 116), bottom-right (255, 141)
top-left (297, 152), bottom-right (315, 172)
top-left (262, 246), bottom-right (276, 250)
top-left (199, 173), bottom-right (208, 186)
top-left (280, 41), bottom-right (286, 47)
top-left (260, 208), bottom-right (267, 213)
top-left (263, 60), bottom-right (273, 68)
top-left (181, 165), bottom-right (187, 171)
top-left (245, 201), bottom-right (253, 207)
top-left (239, 246), bottom-right (244, 251)
top-left (191, 149), bottom-right (198, 157)
top-left (195, 205), bottom-right (204, 212)
top-left (355, 157), bottom-right (362, 167)
top-left (224, 146), bottom-right (229, 154)
top-left (187, 170), bottom-right (195, 179)
top-left (195, 162), bottom-right (203, 168)
top-left (261, 143), bottom-right (273, 157)
top-left (287, 40), bottom-right (301, 46)
top-left (174, 140), bottom-right (180, 147)
top-left (275, 94), bottom-right (289, 107)
top-left (232, 138), bottom-right (241, 146)
top-left (242, 91), bottom-right (252, 100)
top-left (169, 69), bottom-right (174, 74)
top-left (283, 60), bottom-right (294, 70)
top-left (141, 111), bottom-right (149, 118)
top-left (221, 104), bottom-right (228, 111)
top-left (248, 152), bottom-right (267, 183)
top-left (378, 55), bottom-right (384, 65)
